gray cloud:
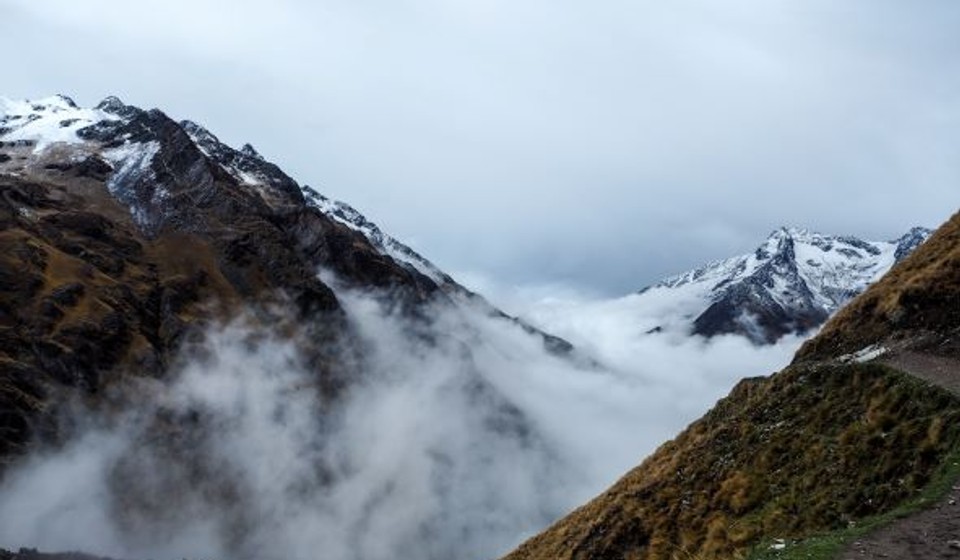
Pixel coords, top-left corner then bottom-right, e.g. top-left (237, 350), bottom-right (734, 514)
top-left (2, 0), bottom-right (958, 293)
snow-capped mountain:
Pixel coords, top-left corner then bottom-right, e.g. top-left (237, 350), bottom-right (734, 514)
top-left (637, 226), bottom-right (931, 343)
top-left (0, 94), bottom-right (450, 287)
top-left (1, 94), bottom-right (598, 560)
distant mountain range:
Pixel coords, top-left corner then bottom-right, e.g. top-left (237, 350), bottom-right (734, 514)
top-left (637, 226), bottom-right (931, 343)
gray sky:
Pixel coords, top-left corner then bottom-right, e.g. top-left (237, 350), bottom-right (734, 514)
top-left (3, 0), bottom-right (958, 294)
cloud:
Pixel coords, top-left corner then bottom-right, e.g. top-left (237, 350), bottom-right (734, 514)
top-left (2, 1), bottom-right (957, 293)
top-left (0, 279), bottom-right (802, 560)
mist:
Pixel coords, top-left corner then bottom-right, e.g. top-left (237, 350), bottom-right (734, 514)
top-left (0, 281), bottom-right (802, 560)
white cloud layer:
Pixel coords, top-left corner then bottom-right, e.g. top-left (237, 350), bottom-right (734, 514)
top-left (0, 283), bottom-right (802, 560)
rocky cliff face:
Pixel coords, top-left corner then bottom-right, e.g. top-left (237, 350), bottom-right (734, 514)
top-left (637, 226), bottom-right (931, 343)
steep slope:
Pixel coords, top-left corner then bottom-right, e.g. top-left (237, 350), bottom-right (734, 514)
top-left (637, 227), bottom-right (930, 343)
top-left (502, 209), bottom-right (960, 560)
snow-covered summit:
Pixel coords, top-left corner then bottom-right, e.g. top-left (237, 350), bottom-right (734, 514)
top-left (0, 95), bottom-right (449, 285)
top-left (637, 226), bottom-right (932, 343)
top-left (0, 94), bottom-right (117, 151)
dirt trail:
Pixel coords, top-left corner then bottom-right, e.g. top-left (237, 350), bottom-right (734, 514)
top-left (838, 351), bottom-right (960, 560)
top-left (883, 352), bottom-right (960, 396)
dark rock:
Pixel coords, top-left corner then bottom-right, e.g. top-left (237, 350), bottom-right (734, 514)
top-left (181, 120), bottom-right (304, 207)
top-left (41, 156), bottom-right (113, 181)
top-left (55, 94), bottom-right (79, 109)
top-left (93, 96), bottom-right (140, 120)
top-left (895, 227), bottom-right (933, 262)
top-left (76, 155), bottom-right (113, 181)
top-left (49, 283), bottom-right (85, 307)
top-left (240, 142), bottom-right (263, 160)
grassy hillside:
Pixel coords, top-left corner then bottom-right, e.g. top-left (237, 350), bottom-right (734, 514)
top-left (503, 362), bottom-right (960, 560)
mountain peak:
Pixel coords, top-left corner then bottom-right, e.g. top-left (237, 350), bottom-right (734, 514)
top-left (0, 94), bottom-right (466, 292)
top-left (769, 225), bottom-right (807, 238)
top-left (641, 225), bottom-right (932, 343)
top-left (240, 143), bottom-right (264, 160)
top-left (93, 95), bottom-right (141, 119)
top-left (95, 95), bottom-right (125, 110)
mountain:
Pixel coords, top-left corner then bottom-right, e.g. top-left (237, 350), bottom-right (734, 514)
top-left (637, 226), bottom-right (931, 343)
top-left (0, 94), bottom-right (450, 456)
top-left (0, 95), bottom-right (589, 560)
top-left (502, 209), bottom-right (960, 560)
top-left (0, 94), bottom-right (454, 290)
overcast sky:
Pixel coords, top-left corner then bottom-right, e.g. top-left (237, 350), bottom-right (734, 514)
top-left (2, 0), bottom-right (958, 294)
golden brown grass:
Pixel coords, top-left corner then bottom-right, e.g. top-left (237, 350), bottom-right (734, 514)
top-left (503, 363), bottom-right (960, 560)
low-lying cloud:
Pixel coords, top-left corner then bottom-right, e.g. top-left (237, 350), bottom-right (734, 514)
top-left (0, 281), bottom-right (803, 560)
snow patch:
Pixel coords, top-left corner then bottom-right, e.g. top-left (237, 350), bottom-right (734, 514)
top-left (838, 344), bottom-right (888, 364)
top-left (837, 344), bottom-right (889, 364)
top-left (303, 187), bottom-right (450, 284)
top-left (0, 96), bottom-right (115, 153)
top-left (101, 141), bottom-right (162, 229)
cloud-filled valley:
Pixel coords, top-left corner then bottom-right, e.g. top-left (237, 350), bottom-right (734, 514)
top-left (0, 279), bottom-right (802, 560)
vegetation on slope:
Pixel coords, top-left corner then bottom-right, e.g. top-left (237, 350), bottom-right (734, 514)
top-left (504, 362), bottom-right (960, 560)
top-left (745, 439), bottom-right (960, 560)
top-left (0, 165), bottom-right (401, 465)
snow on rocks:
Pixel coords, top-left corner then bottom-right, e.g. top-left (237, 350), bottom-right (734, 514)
top-left (0, 95), bottom-right (116, 152)
top-left (302, 186), bottom-right (452, 284)
top-left (2, 94), bottom-right (452, 286)
top-left (635, 227), bottom-right (932, 343)
top-left (837, 344), bottom-right (889, 364)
